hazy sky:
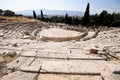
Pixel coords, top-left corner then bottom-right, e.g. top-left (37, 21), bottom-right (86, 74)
top-left (0, 0), bottom-right (120, 13)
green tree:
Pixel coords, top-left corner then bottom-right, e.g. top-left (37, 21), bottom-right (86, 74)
top-left (65, 13), bottom-right (69, 24)
top-left (99, 10), bottom-right (108, 25)
top-left (3, 10), bottom-right (15, 16)
top-left (89, 13), bottom-right (99, 26)
top-left (111, 13), bottom-right (120, 27)
top-left (83, 3), bottom-right (90, 26)
top-left (72, 16), bottom-right (80, 25)
top-left (41, 10), bottom-right (44, 20)
top-left (33, 10), bottom-right (37, 18)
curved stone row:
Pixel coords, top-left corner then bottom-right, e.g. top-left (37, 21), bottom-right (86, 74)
top-left (0, 22), bottom-right (99, 41)
top-left (0, 22), bottom-right (43, 39)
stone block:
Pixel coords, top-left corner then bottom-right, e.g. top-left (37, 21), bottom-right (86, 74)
top-left (21, 58), bottom-right (42, 72)
top-left (67, 53), bottom-right (105, 60)
top-left (41, 61), bottom-right (100, 75)
top-left (0, 71), bottom-right (38, 80)
top-left (38, 74), bottom-right (102, 80)
top-left (21, 51), bottom-right (37, 57)
top-left (37, 51), bottom-right (67, 59)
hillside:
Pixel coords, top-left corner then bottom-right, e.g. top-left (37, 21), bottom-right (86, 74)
top-left (0, 16), bottom-right (39, 22)
top-left (16, 9), bottom-right (84, 16)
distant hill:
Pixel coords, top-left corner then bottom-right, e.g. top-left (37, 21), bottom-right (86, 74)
top-left (16, 10), bottom-right (84, 17)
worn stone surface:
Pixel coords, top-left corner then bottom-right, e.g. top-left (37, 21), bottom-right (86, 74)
top-left (38, 74), bottom-right (102, 80)
top-left (40, 28), bottom-right (85, 41)
top-left (37, 51), bottom-right (67, 59)
top-left (21, 51), bottom-right (37, 57)
top-left (7, 57), bottom-right (34, 69)
top-left (104, 46), bottom-right (120, 59)
top-left (0, 71), bottom-right (38, 80)
top-left (67, 53), bottom-right (105, 60)
top-left (106, 62), bottom-right (120, 80)
top-left (41, 61), bottom-right (100, 75)
top-left (20, 58), bottom-right (42, 72)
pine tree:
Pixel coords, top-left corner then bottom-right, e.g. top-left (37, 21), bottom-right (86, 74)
top-left (41, 10), bottom-right (44, 20)
top-left (83, 3), bottom-right (90, 26)
top-left (0, 9), bottom-right (3, 15)
top-left (33, 10), bottom-right (37, 18)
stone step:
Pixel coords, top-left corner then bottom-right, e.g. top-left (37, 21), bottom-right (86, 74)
top-left (0, 71), bottom-right (38, 80)
top-left (20, 58), bottom-right (68, 73)
top-left (36, 51), bottom-right (67, 59)
top-left (21, 51), bottom-right (37, 57)
top-left (67, 53), bottom-right (105, 60)
top-left (38, 74), bottom-right (102, 80)
top-left (35, 51), bottom-right (105, 60)
top-left (40, 61), bottom-right (101, 75)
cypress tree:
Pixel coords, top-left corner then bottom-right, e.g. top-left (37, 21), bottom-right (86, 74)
top-left (65, 13), bottom-right (69, 24)
top-left (33, 10), bottom-right (37, 18)
top-left (0, 9), bottom-right (3, 15)
top-left (41, 10), bottom-right (44, 20)
top-left (83, 3), bottom-right (90, 26)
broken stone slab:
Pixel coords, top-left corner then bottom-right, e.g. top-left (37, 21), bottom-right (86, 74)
top-left (104, 46), bottom-right (120, 60)
top-left (38, 74), bottom-right (102, 80)
top-left (41, 61), bottom-right (100, 75)
top-left (20, 58), bottom-right (42, 72)
top-left (7, 57), bottom-right (34, 70)
top-left (36, 51), bottom-right (67, 59)
top-left (105, 49), bottom-right (120, 60)
top-left (67, 53), bottom-right (105, 60)
top-left (105, 62), bottom-right (120, 80)
top-left (0, 71), bottom-right (38, 80)
top-left (21, 51), bottom-right (37, 57)
top-left (94, 61), bottom-right (120, 80)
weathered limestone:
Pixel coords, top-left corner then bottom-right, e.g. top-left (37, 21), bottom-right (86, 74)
top-left (7, 57), bottom-right (34, 70)
top-left (41, 61), bottom-right (100, 75)
top-left (0, 71), bottom-right (38, 80)
top-left (82, 31), bottom-right (98, 41)
top-left (67, 53), bottom-right (105, 60)
top-left (94, 61), bottom-right (120, 80)
top-left (21, 51), bottom-right (37, 57)
top-left (106, 62), bottom-right (120, 80)
top-left (20, 58), bottom-right (42, 72)
top-left (36, 51), bottom-right (67, 59)
top-left (38, 74), bottom-right (102, 80)
top-left (40, 28), bottom-right (85, 41)
top-left (0, 22), bottom-right (120, 80)
top-left (104, 46), bottom-right (120, 60)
